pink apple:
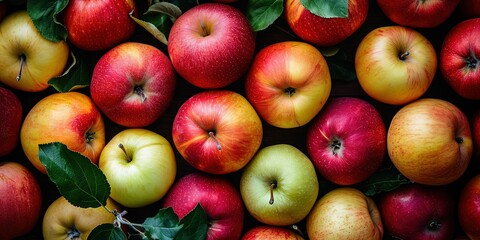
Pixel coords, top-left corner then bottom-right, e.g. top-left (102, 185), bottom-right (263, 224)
top-left (458, 0), bottom-right (480, 19)
top-left (90, 42), bottom-right (176, 127)
top-left (284, 0), bottom-right (369, 46)
top-left (376, 0), bottom-right (461, 28)
top-left (379, 183), bottom-right (456, 240)
top-left (458, 174), bottom-right (480, 239)
top-left (0, 86), bottom-right (22, 157)
top-left (241, 226), bottom-right (304, 240)
top-left (306, 97), bottom-right (386, 185)
top-left (61, 0), bottom-right (137, 51)
top-left (440, 18), bottom-right (480, 100)
top-left (172, 90), bottom-right (263, 174)
top-left (0, 162), bottom-right (42, 240)
top-left (162, 172), bottom-right (244, 240)
top-left (168, 3), bottom-right (255, 89)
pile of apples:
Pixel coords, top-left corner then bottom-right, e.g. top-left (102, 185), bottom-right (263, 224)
top-left (1, 0), bottom-right (480, 239)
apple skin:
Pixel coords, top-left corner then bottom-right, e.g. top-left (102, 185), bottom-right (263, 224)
top-left (473, 109), bottom-right (480, 162)
top-left (440, 18), bottom-right (480, 100)
top-left (284, 0), bottom-right (368, 47)
top-left (42, 196), bottom-right (121, 240)
top-left (61, 0), bottom-right (137, 51)
top-left (168, 3), bottom-right (255, 89)
top-left (379, 184), bottom-right (456, 240)
top-left (459, 0), bottom-right (480, 19)
top-left (172, 90), bottom-right (263, 174)
top-left (0, 86), bottom-right (22, 157)
top-left (90, 42), bottom-right (176, 127)
top-left (458, 175), bottom-right (480, 239)
top-left (0, 3), bottom-right (6, 21)
top-left (387, 98), bottom-right (472, 185)
top-left (241, 225), bottom-right (304, 240)
top-left (0, 162), bottom-right (42, 240)
top-left (162, 172), bottom-right (244, 240)
top-left (99, 128), bottom-right (176, 208)
top-left (245, 41), bottom-right (331, 129)
top-left (306, 97), bottom-right (386, 185)
top-left (306, 187), bottom-right (383, 240)
top-left (355, 25), bottom-right (437, 105)
top-left (0, 10), bottom-right (69, 92)
top-left (376, 0), bottom-right (461, 28)
top-left (20, 92), bottom-right (105, 174)
top-left (240, 144), bottom-right (319, 226)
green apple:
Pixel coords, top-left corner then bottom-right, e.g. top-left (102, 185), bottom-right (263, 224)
top-left (240, 144), bottom-right (319, 226)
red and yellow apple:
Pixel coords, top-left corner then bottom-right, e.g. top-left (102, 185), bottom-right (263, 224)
top-left (0, 86), bottom-right (22, 157)
top-left (241, 225), bottom-right (304, 240)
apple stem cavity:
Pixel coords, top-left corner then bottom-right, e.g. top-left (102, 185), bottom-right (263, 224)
top-left (208, 131), bottom-right (222, 150)
top-left (118, 143), bottom-right (132, 162)
top-left (456, 136), bottom-right (464, 144)
top-left (428, 221), bottom-right (442, 231)
top-left (399, 51), bottom-right (410, 61)
top-left (466, 55), bottom-right (478, 69)
top-left (284, 87), bottom-right (296, 97)
top-left (269, 182), bottom-right (276, 205)
top-left (85, 130), bottom-right (95, 144)
top-left (16, 54), bottom-right (26, 81)
top-left (66, 227), bottom-right (81, 239)
top-left (134, 85), bottom-right (147, 102)
top-left (200, 22), bottom-right (211, 37)
top-left (330, 139), bottom-right (342, 155)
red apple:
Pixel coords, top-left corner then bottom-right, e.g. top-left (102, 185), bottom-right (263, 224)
top-left (458, 174), bottom-right (480, 239)
top-left (0, 86), bottom-right (22, 157)
top-left (168, 3), bottom-right (255, 89)
top-left (376, 0), bottom-right (461, 28)
top-left (440, 18), bottom-right (480, 100)
top-left (306, 97), bottom-right (386, 185)
top-left (241, 226), bottom-right (304, 240)
top-left (172, 90), bottom-right (263, 174)
top-left (284, 0), bottom-right (369, 46)
top-left (162, 172), bottom-right (244, 240)
top-left (379, 183), bottom-right (456, 240)
top-left (473, 109), bottom-right (480, 162)
top-left (459, 0), bottom-right (480, 19)
top-left (90, 42), bottom-right (176, 127)
top-left (61, 0), bottom-right (137, 51)
top-left (0, 162), bottom-right (42, 240)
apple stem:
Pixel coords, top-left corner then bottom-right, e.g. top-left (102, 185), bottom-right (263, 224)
top-left (16, 54), bottom-right (26, 81)
top-left (134, 86), bottom-right (147, 103)
top-left (399, 51), bottom-right (410, 60)
top-left (200, 22), bottom-right (210, 37)
top-left (291, 225), bottom-right (305, 238)
top-left (118, 143), bottom-right (132, 162)
top-left (269, 182), bottom-right (276, 205)
top-left (208, 131), bottom-right (222, 151)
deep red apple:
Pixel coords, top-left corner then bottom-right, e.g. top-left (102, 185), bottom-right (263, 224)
top-left (0, 86), bottom-right (22, 157)
top-left (458, 0), bottom-right (480, 19)
top-left (473, 109), bottom-right (480, 162)
top-left (458, 174), bottom-right (480, 239)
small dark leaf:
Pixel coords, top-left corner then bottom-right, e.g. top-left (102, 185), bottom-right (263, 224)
top-left (48, 50), bottom-right (95, 92)
top-left (324, 49), bottom-right (357, 82)
top-left (246, 0), bottom-right (284, 32)
top-left (175, 204), bottom-right (208, 240)
top-left (300, 0), bottom-right (348, 18)
top-left (88, 224), bottom-right (127, 240)
top-left (130, 11), bottom-right (169, 45)
top-left (26, 0), bottom-right (69, 42)
top-left (145, 2), bottom-right (182, 22)
top-left (143, 207), bottom-right (182, 240)
top-left (361, 165), bottom-right (412, 197)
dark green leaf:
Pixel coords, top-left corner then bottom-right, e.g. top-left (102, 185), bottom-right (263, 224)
top-left (26, 0), bottom-right (69, 42)
top-left (175, 204), bottom-right (208, 240)
top-left (143, 207), bottom-right (182, 240)
top-left (48, 50), bottom-right (95, 92)
top-left (246, 0), bottom-right (284, 32)
top-left (130, 11), bottom-right (169, 45)
top-left (88, 224), bottom-right (127, 240)
top-left (324, 49), bottom-right (357, 82)
top-left (38, 142), bottom-right (110, 208)
top-left (300, 0), bottom-right (348, 18)
top-left (361, 165), bottom-right (412, 197)
top-left (145, 2), bottom-right (182, 22)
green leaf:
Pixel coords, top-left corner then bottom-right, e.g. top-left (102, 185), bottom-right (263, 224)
top-left (143, 207), bottom-right (183, 240)
top-left (361, 164), bottom-right (412, 197)
top-left (145, 2), bottom-right (182, 22)
top-left (324, 49), bottom-right (357, 82)
top-left (38, 142), bottom-right (111, 208)
top-left (88, 224), bottom-right (127, 240)
top-left (26, 0), bottom-right (69, 42)
top-left (175, 204), bottom-right (208, 240)
top-left (300, 0), bottom-right (348, 18)
top-left (48, 50), bottom-right (95, 92)
top-left (130, 11), bottom-right (169, 45)
top-left (246, 0), bottom-right (284, 31)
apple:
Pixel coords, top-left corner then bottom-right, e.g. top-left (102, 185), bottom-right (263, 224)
top-left (99, 128), bottom-right (176, 208)
top-left (473, 109), bottom-right (480, 162)
top-left (240, 144), bottom-right (319, 226)
top-left (20, 91), bottom-right (105, 174)
top-left (90, 42), bottom-right (176, 127)
top-left (459, 0), bottom-right (480, 19)
top-left (355, 25), bottom-right (437, 105)
top-left (306, 97), bottom-right (386, 185)
top-left (245, 41), bottom-right (331, 129)
top-left (440, 18), bottom-right (480, 100)
top-left (387, 98), bottom-right (472, 185)
top-left (284, 0), bottom-right (368, 46)
top-left (0, 3), bottom-right (6, 21)
top-left (376, 0), bottom-right (461, 28)
top-left (0, 86), bottom-right (22, 157)
top-left (0, 162), bottom-right (42, 240)
top-left (0, 10), bottom-right (69, 92)
top-left (172, 90), bottom-right (262, 174)
top-left (168, 3), bottom-right (255, 89)
top-left (61, 0), bottom-right (137, 51)
top-left (306, 187), bottom-right (383, 240)
top-left (241, 225), bottom-right (304, 240)
top-left (379, 183), bottom-right (456, 240)
top-left (162, 172), bottom-right (244, 240)
top-left (42, 196), bottom-right (121, 240)
top-left (458, 174), bottom-right (480, 239)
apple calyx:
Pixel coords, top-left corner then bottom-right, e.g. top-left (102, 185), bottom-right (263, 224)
top-left (456, 136), bottom-right (464, 144)
top-left (85, 130), bottom-right (96, 144)
top-left (284, 87), bottom-right (296, 97)
top-left (330, 138), bottom-right (342, 156)
top-left (118, 143), bottom-right (132, 162)
top-left (208, 131), bottom-right (222, 150)
top-left (269, 182), bottom-right (277, 205)
top-left (66, 227), bottom-right (81, 240)
top-left (134, 85), bottom-right (147, 103)
top-left (16, 54), bottom-right (26, 81)
top-left (428, 220), bottom-right (442, 231)
top-left (465, 55), bottom-right (478, 69)
top-left (399, 51), bottom-right (410, 61)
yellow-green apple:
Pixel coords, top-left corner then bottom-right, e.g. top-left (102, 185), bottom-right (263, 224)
top-left (355, 26), bottom-right (437, 105)
top-left (458, 175), bottom-right (480, 239)
top-left (440, 18), bottom-right (480, 100)
top-left (99, 128), bottom-right (176, 208)
top-left (42, 196), bottom-right (121, 240)
top-left (379, 184), bottom-right (456, 240)
top-left (172, 90), bottom-right (262, 174)
top-left (168, 3), bottom-right (255, 89)
top-left (473, 109), bottom-right (480, 162)
top-left (306, 187), bottom-right (384, 240)
top-left (0, 162), bottom-right (42, 240)
top-left (0, 10), bottom-right (69, 92)
top-left (376, 0), bottom-right (461, 28)
top-left (459, 0), bottom-right (480, 19)
top-left (284, 0), bottom-right (368, 46)
top-left (61, 0), bottom-right (137, 51)
top-left (306, 97), bottom-right (386, 185)
top-left (245, 41), bottom-right (331, 129)
top-left (90, 42), bottom-right (176, 127)
top-left (161, 172), bottom-right (244, 240)
top-left (241, 225), bottom-right (304, 240)
top-left (240, 144), bottom-right (319, 226)
top-left (20, 92), bottom-right (105, 174)
top-left (387, 98), bottom-right (472, 185)
top-left (0, 86), bottom-right (22, 157)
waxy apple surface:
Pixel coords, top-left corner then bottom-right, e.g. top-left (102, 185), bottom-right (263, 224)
top-left (458, 175), bottom-right (480, 240)
top-left (459, 0), bottom-right (480, 19)
top-left (0, 86), bottom-right (22, 157)
top-left (241, 225), bottom-right (304, 240)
